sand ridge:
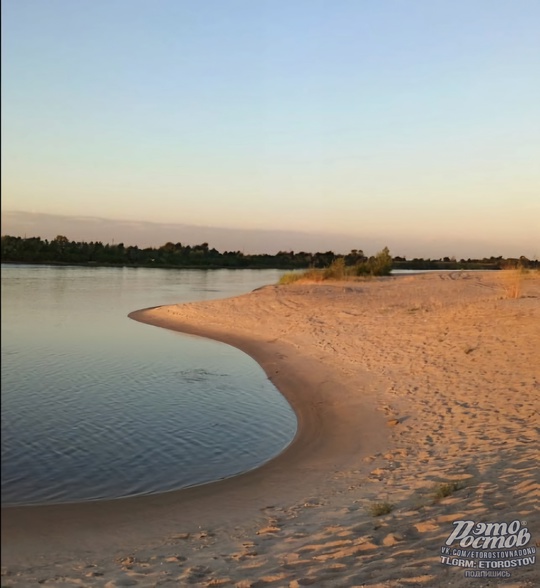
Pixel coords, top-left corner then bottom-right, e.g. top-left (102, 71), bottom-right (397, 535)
top-left (2, 271), bottom-right (539, 587)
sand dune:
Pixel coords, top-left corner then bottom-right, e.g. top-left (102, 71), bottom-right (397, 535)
top-left (2, 271), bottom-right (538, 587)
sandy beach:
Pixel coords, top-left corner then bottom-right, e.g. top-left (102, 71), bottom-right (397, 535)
top-left (2, 271), bottom-right (539, 587)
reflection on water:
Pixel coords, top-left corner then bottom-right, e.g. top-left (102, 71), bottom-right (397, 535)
top-left (1, 265), bottom-right (297, 506)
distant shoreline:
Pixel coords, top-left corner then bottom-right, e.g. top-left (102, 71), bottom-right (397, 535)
top-left (4, 234), bottom-right (534, 272)
top-left (0, 259), bottom-right (507, 272)
top-left (0, 259), bottom-right (302, 270)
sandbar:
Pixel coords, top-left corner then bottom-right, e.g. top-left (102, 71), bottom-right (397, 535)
top-left (1, 271), bottom-right (538, 587)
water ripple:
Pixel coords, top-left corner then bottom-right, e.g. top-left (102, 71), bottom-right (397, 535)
top-left (1, 265), bottom-right (297, 506)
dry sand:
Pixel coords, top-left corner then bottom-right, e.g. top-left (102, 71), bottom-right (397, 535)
top-left (2, 271), bottom-right (539, 587)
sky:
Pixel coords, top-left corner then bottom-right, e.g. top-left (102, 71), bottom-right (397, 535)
top-left (2, 1), bottom-right (539, 258)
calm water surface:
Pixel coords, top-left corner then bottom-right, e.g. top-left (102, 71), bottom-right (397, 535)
top-left (1, 265), bottom-right (297, 506)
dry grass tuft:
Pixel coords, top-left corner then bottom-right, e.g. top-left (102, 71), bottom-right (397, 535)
top-left (500, 268), bottom-right (525, 299)
top-left (368, 501), bottom-right (394, 517)
top-left (278, 269), bottom-right (324, 284)
top-left (278, 272), bottom-right (303, 285)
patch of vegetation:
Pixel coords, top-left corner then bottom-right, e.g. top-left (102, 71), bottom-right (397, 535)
top-left (433, 481), bottom-right (463, 500)
top-left (354, 247), bottom-right (393, 276)
top-left (279, 247), bottom-right (394, 284)
top-left (368, 501), bottom-right (394, 517)
top-left (323, 257), bottom-right (347, 279)
top-left (500, 266), bottom-right (527, 299)
top-left (278, 272), bottom-right (303, 285)
top-left (278, 268), bottom-right (324, 284)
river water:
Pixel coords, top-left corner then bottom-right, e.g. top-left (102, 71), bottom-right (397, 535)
top-left (1, 265), bottom-right (297, 506)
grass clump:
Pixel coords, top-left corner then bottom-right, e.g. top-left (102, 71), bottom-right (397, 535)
top-left (278, 272), bottom-right (303, 285)
top-left (278, 268), bottom-right (324, 284)
top-left (323, 257), bottom-right (347, 280)
top-left (368, 501), bottom-right (394, 517)
top-left (433, 481), bottom-right (463, 500)
top-left (278, 247), bottom-right (394, 285)
top-left (500, 266), bottom-right (526, 299)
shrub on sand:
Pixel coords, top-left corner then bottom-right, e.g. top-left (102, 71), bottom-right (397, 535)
top-left (368, 501), bottom-right (394, 517)
top-left (433, 481), bottom-right (463, 500)
top-left (354, 247), bottom-right (393, 277)
top-left (369, 247), bottom-right (393, 276)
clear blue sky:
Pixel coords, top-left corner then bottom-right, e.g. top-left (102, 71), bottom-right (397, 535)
top-left (2, 1), bottom-right (539, 256)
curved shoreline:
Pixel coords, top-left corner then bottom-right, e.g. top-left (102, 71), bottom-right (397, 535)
top-left (3, 273), bottom-right (539, 587)
top-left (1, 298), bottom-right (388, 566)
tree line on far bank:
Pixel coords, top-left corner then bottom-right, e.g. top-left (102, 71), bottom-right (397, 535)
top-left (1, 235), bottom-right (537, 272)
